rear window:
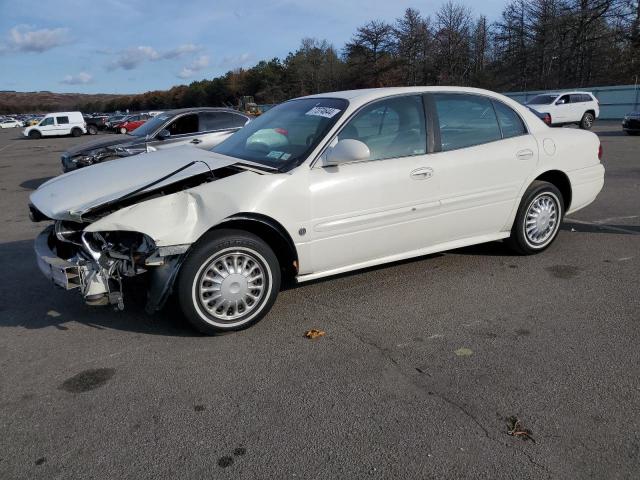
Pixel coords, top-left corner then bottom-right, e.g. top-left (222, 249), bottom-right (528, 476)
top-left (56, 116), bottom-right (69, 124)
top-left (434, 93), bottom-right (501, 151)
top-left (493, 101), bottom-right (526, 138)
top-left (199, 112), bottom-right (247, 131)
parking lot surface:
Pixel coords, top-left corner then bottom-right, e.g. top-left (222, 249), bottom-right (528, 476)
top-left (0, 124), bottom-right (638, 479)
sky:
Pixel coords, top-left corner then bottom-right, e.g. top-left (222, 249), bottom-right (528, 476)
top-left (0, 0), bottom-right (507, 94)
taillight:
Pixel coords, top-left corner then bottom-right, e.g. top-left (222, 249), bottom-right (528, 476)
top-left (598, 144), bottom-right (603, 160)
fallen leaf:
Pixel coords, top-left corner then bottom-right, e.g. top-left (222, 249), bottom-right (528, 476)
top-left (507, 416), bottom-right (535, 443)
top-left (454, 347), bottom-right (473, 356)
top-left (304, 329), bottom-right (325, 339)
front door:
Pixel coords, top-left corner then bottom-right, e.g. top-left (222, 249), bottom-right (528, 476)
top-left (307, 94), bottom-right (440, 274)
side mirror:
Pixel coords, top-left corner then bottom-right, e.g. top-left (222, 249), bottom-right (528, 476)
top-left (325, 139), bottom-right (370, 166)
top-left (156, 129), bottom-right (170, 140)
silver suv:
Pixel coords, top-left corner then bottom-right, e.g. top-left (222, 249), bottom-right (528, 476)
top-left (61, 107), bottom-right (251, 172)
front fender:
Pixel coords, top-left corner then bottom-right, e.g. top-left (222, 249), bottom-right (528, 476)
top-left (84, 189), bottom-right (234, 246)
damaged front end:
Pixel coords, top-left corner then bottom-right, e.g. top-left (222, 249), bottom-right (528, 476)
top-left (62, 144), bottom-right (154, 172)
top-left (35, 221), bottom-right (186, 312)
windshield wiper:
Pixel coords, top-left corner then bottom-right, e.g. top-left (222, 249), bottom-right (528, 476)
top-left (235, 160), bottom-right (281, 173)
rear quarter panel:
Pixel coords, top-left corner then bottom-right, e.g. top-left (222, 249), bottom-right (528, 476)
top-left (534, 128), bottom-right (604, 214)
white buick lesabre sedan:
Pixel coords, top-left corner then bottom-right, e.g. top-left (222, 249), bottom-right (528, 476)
top-left (30, 87), bottom-right (605, 334)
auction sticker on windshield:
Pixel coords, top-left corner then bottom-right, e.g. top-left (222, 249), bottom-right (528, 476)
top-left (305, 106), bottom-right (341, 118)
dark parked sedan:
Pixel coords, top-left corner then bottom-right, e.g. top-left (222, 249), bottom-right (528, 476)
top-left (61, 107), bottom-right (251, 172)
top-left (622, 111), bottom-right (640, 135)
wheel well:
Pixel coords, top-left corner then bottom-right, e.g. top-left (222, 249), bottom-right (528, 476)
top-left (534, 170), bottom-right (572, 210)
top-left (212, 214), bottom-right (298, 281)
top-left (585, 109), bottom-right (595, 116)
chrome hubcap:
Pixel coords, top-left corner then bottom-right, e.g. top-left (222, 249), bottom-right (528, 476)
top-left (525, 193), bottom-right (559, 246)
top-left (197, 250), bottom-right (266, 321)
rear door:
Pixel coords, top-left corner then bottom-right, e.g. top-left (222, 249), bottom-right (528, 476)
top-left (426, 93), bottom-right (538, 238)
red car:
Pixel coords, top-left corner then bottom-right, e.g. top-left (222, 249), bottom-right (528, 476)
top-left (114, 114), bottom-right (151, 134)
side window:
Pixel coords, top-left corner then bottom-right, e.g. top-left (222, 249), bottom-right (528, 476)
top-left (338, 95), bottom-right (426, 161)
top-left (558, 94), bottom-right (571, 105)
top-left (433, 94), bottom-right (501, 151)
top-left (199, 112), bottom-right (247, 131)
top-left (583, 94), bottom-right (593, 102)
top-left (40, 117), bottom-right (54, 126)
top-left (493, 101), bottom-right (526, 139)
top-left (56, 116), bottom-right (69, 125)
top-left (167, 114), bottom-right (199, 135)
top-left (570, 94), bottom-right (584, 103)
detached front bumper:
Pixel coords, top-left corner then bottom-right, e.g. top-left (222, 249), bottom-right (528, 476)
top-left (34, 226), bottom-right (118, 306)
top-left (35, 226), bottom-right (82, 290)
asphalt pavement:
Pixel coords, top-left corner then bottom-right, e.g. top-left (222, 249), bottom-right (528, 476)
top-left (0, 123), bottom-right (638, 479)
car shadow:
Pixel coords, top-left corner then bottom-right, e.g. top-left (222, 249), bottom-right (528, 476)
top-left (596, 130), bottom-right (627, 137)
top-left (20, 177), bottom-right (55, 190)
top-left (562, 221), bottom-right (640, 235)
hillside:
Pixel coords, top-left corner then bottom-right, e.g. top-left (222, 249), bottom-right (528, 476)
top-left (0, 91), bottom-right (129, 114)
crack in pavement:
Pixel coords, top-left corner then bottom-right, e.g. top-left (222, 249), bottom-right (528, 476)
top-left (312, 298), bottom-right (557, 477)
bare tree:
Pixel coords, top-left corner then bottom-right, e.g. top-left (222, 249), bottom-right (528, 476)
top-left (345, 20), bottom-right (395, 86)
top-left (434, 1), bottom-right (472, 84)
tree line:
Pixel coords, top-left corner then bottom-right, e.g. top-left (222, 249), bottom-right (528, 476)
top-left (10, 0), bottom-right (640, 114)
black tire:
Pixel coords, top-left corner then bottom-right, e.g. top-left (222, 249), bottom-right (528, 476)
top-left (87, 125), bottom-right (98, 135)
top-left (176, 229), bottom-right (281, 335)
top-left (28, 130), bottom-right (41, 139)
top-left (579, 112), bottom-right (594, 130)
top-left (624, 130), bottom-right (640, 136)
top-left (71, 128), bottom-right (82, 137)
top-left (506, 181), bottom-right (564, 255)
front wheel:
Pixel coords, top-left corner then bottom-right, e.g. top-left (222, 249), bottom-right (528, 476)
top-left (176, 229), bottom-right (281, 335)
top-left (579, 112), bottom-right (594, 130)
top-left (28, 130), bottom-right (42, 139)
top-left (506, 181), bottom-right (564, 255)
top-left (119, 127), bottom-right (127, 134)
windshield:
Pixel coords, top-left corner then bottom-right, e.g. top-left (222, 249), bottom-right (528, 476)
top-left (129, 113), bottom-right (172, 137)
top-left (526, 94), bottom-right (558, 105)
top-left (213, 98), bottom-right (348, 170)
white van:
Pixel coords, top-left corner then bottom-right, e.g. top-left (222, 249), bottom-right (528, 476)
top-left (23, 112), bottom-right (86, 139)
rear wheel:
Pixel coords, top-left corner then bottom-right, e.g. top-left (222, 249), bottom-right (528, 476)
top-left (579, 112), bottom-right (594, 130)
top-left (506, 181), bottom-right (564, 255)
top-left (177, 229), bottom-right (281, 335)
top-left (87, 125), bottom-right (98, 135)
top-left (28, 130), bottom-right (41, 139)
top-left (71, 128), bottom-right (82, 137)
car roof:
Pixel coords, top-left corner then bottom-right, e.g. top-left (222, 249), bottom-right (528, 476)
top-left (299, 86), bottom-right (529, 109)
top-left (161, 107), bottom-right (249, 116)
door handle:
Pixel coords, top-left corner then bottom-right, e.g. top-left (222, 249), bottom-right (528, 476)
top-left (410, 167), bottom-right (433, 180)
top-left (190, 138), bottom-right (202, 144)
top-left (516, 149), bottom-right (534, 160)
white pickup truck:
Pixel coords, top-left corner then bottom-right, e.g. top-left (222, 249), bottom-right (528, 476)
top-left (526, 91), bottom-right (599, 129)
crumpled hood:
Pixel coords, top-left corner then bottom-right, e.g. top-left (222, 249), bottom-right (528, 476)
top-left (63, 134), bottom-right (137, 157)
top-left (31, 146), bottom-right (237, 220)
